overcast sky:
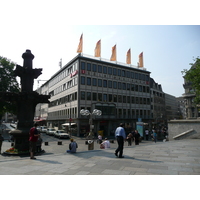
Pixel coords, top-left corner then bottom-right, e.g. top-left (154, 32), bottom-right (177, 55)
top-left (1, 1), bottom-right (199, 97)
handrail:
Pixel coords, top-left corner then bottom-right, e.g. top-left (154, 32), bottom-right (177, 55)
top-left (173, 129), bottom-right (194, 139)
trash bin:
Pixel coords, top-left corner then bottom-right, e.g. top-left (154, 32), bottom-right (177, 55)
top-left (88, 140), bottom-right (94, 150)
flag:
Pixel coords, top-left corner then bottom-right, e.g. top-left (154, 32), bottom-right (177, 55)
top-left (110, 44), bottom-right (117, 61)
top-left (126, 48), bottom-right (131, 64)
top-left (77, 34), bottom-right (83, 53)
top-left (94, 40), bottom-right (101, 57)
top-left (139, 52), bottom-right (143, 67)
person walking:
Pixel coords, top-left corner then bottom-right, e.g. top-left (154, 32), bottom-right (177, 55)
top-left (115, 123), bottom-right (126, 158)
top-left (153, 129), bottom-right (157, 143)
top-left (145, 129), bottom-right (149, 141)
top-left (29, 123), bottom-right (40, 159)
top-left (0, 133), bottom-right (4, 154)
top-left (134, 130), bottom-right (140, 145)
top-left (126, 133), bottom-right (133, 146)
top-left (67, 138), bottom-right (78, 153)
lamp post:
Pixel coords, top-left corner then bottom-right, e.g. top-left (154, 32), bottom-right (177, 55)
top-left (80, 109), bottom-right (102, 150)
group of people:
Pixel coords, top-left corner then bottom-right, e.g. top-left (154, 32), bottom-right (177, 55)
top-left (29, 123), bottom-right (78, 159)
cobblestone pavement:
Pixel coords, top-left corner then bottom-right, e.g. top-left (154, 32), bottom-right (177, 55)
top-left (0, 137), bottom-right (200, 175)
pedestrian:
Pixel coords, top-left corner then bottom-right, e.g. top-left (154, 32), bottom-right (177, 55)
top-left (153, 129), bottom-right (157, 143)
top-left (97, 134), bottom-right (102, 144)
top-left (134, 130), bottom-right (140, 145)
top-left (0, 133), bottom-right (4, 154)
top-left (29, 123), bottom-right (40, 159)
top-left (67, 138), bottom-right (78, 153)
top-left (36, 133), bottom-right (43, 153)
top-left (100, 138), bottom-right (110, 149)
top-left (126, 133), bottom-right (133, 146)
top-left (115, 123), bottom-right (126, 158)
top-left (145, 129), bottom-right (149, 141)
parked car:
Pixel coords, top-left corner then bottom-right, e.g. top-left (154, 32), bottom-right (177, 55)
top-left (46, 128), bottom-right (56, 136)
top-left (40, 126), bottom-right (47, 133)
top-left (54, 130), bottom-right (70, 139)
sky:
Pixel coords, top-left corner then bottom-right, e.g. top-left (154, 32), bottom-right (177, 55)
top-left (0, 1), bottom-right (199, 98)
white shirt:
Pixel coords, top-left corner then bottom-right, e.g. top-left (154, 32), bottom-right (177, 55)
top-left (102, 140), bottom-right (110, 148)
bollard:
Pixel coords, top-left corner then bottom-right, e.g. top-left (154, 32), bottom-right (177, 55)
top-left (44, 142), bottom-right (48, 146)
top-left (58, 141), bottom-right (62, 145)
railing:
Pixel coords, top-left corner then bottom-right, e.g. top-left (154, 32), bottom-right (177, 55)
top-left (81, 53), bottom-right (147, 71)
top-left (173, 129), bottom-right (194, 139)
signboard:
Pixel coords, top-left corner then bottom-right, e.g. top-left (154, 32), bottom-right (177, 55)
top-left (136, 122), bottom-right (144, 137)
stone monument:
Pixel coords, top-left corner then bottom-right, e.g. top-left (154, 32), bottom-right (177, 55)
top-left (3, 50), bottom-right (50, 154)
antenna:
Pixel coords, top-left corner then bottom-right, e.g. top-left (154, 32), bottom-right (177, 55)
top-left (59, 58), bottom-right (62, 69)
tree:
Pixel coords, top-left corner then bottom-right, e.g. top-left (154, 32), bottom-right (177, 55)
top-left (0, 56), bottom-right (20, 120)
top-left (182, 57), bottom-right (200, 104)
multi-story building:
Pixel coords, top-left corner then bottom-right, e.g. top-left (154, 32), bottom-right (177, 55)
top-left (35, 53), bottom-right (151, 137)
top-left (165, 93), bottom-right (179, 121)
top-left (150, 78), bottom-right (166, 128)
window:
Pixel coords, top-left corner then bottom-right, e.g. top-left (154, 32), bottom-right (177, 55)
top-left (108, 80), bottom-right (112, 88)
top-left (81, 62), bottom-right (85, 70)
top-left (81, 91), bottom-right (85, 100)
top-left (135, 73), bottom-right (138, 79)
top-left (108, 67), bottom-right (112, 75)
top-left (127, 83), bottom-right (130, 90)
top-left (92, 78), bottom-right (97, 86)
top-left (103, 66), bottom-right (107, 74)
top-left (131, 84), bottom-right (135, 91)
top-left (113, 95), bottom-right (117, 102)
top-left (118, 82), bottom-right (121, 89)
top-left (92, 93), bottom-right (97, 101)
top-left (122, 83), bottom-right (126, 90)
top-left (98, 65), bottom-right (102, 73)
top-left (109, 94), bottom-right (112, 102)
top-left (123, 96), bottom-right (126, 103)
top-left (92, 64), bottom-right (97, 72)
top-left (98, 93), bottom-right (102, 101)
top-left (122, 70), bottom-right (125, 77)
top-left (81, 76), bottom-right (85, 85)
top-left (87, 63), bottom-right (91, 71)
top-left (131, 72), bottom-right (134, 79)
top-left (103, 80), bottom-right (107, 87)
top-left (118, 95), bottom-right (122, 102)
top-left (98, 79), bottom-right (102, 87)
top-left (87, 92), bottom-right (91, 100)
top-left (103, 94), bottom-right (107, 101)
top-left (118, 69), bottom-right (121, 76)
top-left (113, 68), bottom-right (117, 75)
top-left (126, 71), bottom-right (130, 78)
top-left (113, 81), bottom-right (117, 89)
top-left (87, 77), bottom-right (91, 85)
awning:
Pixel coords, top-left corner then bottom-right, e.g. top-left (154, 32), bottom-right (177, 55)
top-left (62, 123), bottom-right (76, 126)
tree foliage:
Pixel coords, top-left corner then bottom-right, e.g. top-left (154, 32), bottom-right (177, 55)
top-left (0, 56), bottom-right (20, 119)
top-left (182, 57), bottom-right (200, 104)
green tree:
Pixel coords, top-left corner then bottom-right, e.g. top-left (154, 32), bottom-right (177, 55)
top-left (182, 57), bottom-right (200, 104)
top-left (0, 56), bottom-right (20, 120)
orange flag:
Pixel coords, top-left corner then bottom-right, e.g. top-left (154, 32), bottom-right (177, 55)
top-left (126, 48), bottom-right (131, 64)
top-left (94, 40), bottom-right (101, 57)
top-left (139, 52), bottom-right (143, 67)
top-left (77, 34), bottom-right (83, 53)
top-left (110, 44), bottom-right (117, 61)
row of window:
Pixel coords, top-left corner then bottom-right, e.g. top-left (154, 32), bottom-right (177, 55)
top-left (80, 91), bottom-right (151, 104)
top-left (81, 76), bottom-right (150, 93)
top-left (48, 107), bottom-right (151, 118)
top-left (81, 61), bottom-right (149, 81)
top-left (49, 92), bottom-right (77, 108)
top-left (49, 62), bottom-right (78, 88)
top-left (49, 77), bottom-right (78, 97)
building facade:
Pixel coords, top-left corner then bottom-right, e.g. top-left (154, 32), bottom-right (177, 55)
top-left (35, 54), bottom-right (151, 137)
top-left (150, 78), bottom-right (166, 128)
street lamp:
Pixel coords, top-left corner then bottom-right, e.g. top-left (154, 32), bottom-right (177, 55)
top-left (80, 109), bottom-right (102, 150)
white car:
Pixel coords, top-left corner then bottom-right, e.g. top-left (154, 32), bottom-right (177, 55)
top-left (46, 128), bottom-right (56, 136)
top-left (40, 126), bottom-right (47, 133)
top-left (54, 130), bottom-right (70, 139)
